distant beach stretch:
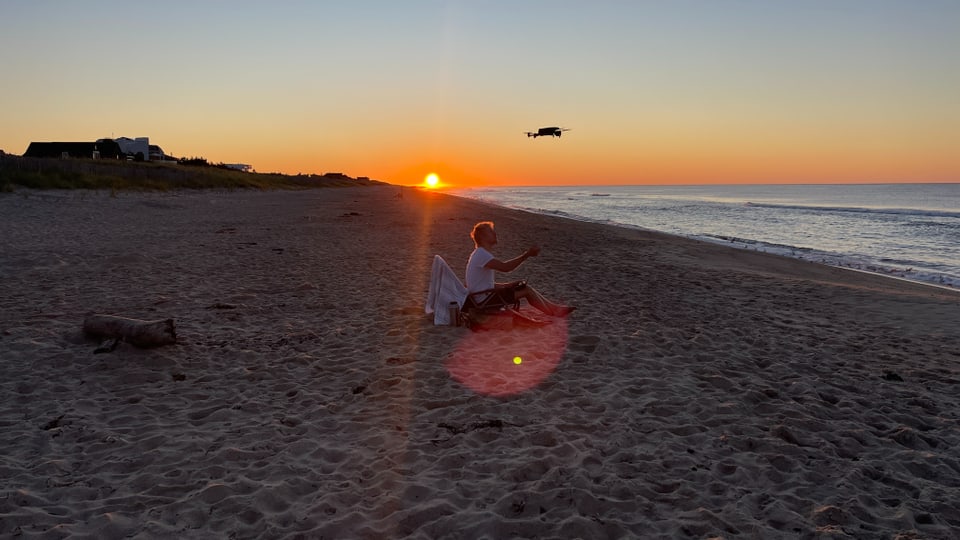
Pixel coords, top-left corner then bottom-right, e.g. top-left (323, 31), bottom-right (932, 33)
top-left (1, 186), bottom-right (959, 538)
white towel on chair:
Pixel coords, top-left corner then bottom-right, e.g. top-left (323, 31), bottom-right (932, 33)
top-left (425, 255), bottom-right (468, 325)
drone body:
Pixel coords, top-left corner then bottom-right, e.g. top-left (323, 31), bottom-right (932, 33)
top-left (525, 126), bottom-right (570, 138)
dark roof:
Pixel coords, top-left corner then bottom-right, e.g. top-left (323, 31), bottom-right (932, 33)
top-left (24, 141), bottom-right (122, 159)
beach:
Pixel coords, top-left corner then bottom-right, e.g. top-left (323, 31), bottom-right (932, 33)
top-left (1, 185), bottom-right (959, 538)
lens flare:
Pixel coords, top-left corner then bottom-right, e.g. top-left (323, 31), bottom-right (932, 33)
top-left (444, 319), bottom-right (567, 397)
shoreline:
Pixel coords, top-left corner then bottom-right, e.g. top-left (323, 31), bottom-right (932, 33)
top-left (448, 193), bottom-right (960, 296)
top-left (2, 186), bottom-right (959, 537)
top-left (447, 186), bottom-right (960, 294)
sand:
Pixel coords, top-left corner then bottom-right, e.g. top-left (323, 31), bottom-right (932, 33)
top-left (1, 185), bottom-right (958, 539)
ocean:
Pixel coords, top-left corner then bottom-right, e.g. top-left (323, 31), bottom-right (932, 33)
top-left (451, 183), bottom-right (960, 291)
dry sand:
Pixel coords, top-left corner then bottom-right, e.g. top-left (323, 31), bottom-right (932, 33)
top-left (1, 186), bottom-right (958, 539)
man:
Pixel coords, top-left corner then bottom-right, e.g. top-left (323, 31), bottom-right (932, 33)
top-left (465, 221), bottom-right (575, 317)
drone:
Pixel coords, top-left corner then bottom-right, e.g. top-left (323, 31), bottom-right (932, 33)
top-left (525, 126), bottom-right (570, 138)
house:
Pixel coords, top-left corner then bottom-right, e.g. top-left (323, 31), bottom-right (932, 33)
top-left (23, 136), bottom-right (181, 164)
top-left (23, 140), bottom-right (122, 159)
top-left (149, 145), bottom-right (176, 161)
top-left (114, 137), bottom-right (151, 161)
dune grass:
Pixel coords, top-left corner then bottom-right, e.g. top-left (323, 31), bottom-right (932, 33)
top-left (0, 154), bottom-right (387, 192)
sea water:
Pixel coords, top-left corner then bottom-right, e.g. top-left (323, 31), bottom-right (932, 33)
top-left (451, 184), bottom-right (960, 290)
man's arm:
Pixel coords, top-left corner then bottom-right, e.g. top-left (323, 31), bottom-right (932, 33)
top-left (484, 246), bottom-right (540, 273)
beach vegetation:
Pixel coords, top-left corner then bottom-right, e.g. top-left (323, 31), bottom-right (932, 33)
top-left (0, 153), bottom-right (388, 192)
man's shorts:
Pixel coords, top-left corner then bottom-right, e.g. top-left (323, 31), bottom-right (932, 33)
top-left (481, 280), bottom-right (526, 306)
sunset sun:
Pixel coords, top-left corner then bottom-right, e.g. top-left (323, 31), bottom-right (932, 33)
top-left (424, 173), bottom-right (440, 188)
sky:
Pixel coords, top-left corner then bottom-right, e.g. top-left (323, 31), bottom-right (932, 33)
top-left (1, 1), bottom-right (958, 187)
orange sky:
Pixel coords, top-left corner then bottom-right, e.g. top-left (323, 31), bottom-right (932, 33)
top-left (1, 2), bottom-right (957, 187)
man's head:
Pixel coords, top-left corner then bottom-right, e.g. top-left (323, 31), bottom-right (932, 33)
top-left (470, 221), bottom-right (497, 248)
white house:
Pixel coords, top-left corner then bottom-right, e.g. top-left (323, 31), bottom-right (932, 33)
top-left (114, 137), bottom-right (151, 161)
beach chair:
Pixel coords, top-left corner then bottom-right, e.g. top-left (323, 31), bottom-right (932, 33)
top-left (462, 282), bottom-right (522, 312)
top-left (425, 255), bottom-right (526, 328)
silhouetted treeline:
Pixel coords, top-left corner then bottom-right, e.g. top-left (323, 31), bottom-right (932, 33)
top-left (179, 157), bottom-right (253, 172)
top-left (178, 157), bottom-right (211, 167)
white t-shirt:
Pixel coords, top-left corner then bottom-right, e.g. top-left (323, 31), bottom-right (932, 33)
top-left (465, 247), bottom-right (495, 293)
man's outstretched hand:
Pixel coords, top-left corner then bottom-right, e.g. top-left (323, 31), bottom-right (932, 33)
top-left (526, 246), bottom-right (541, 257)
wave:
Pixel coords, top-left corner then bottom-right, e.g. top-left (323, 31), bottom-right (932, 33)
top-left (744, 201), bottom-right (960, 220)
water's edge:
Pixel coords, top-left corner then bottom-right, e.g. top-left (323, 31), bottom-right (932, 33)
top-left (449, 190), bottom-right (960, 294)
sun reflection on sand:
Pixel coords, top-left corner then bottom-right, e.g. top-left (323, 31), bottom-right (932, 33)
top-left (353, 188), bottom-right (441, 530)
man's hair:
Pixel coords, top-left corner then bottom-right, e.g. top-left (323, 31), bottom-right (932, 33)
top-left (471, 221), bottom-right (494, 245)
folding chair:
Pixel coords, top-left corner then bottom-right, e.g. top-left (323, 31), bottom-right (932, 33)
top-left (462, 282), bottom-right (522, 313)
top-left (426, 256), bottom-right (540, 329)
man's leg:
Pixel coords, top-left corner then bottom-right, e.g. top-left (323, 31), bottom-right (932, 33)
top-left (515, 286), bottom-right (575, 317)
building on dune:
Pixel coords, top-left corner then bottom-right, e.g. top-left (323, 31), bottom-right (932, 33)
top-left (149, 144), bottom-right (174, 161)
top-left (23, 136), bottom-right (175, 162)
top-left (224, 163), bottom-right (252, 172)
top-left (23, 140), bottom-right (123, 160)
top-left (114, 137), bottom-right (150, 161)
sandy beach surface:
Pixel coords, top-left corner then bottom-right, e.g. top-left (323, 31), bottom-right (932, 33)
top-left (1, 185), bottom-right (959, 539)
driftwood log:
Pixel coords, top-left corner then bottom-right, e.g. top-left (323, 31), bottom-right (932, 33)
top-left (82, 314), bottom-right (177, 349)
